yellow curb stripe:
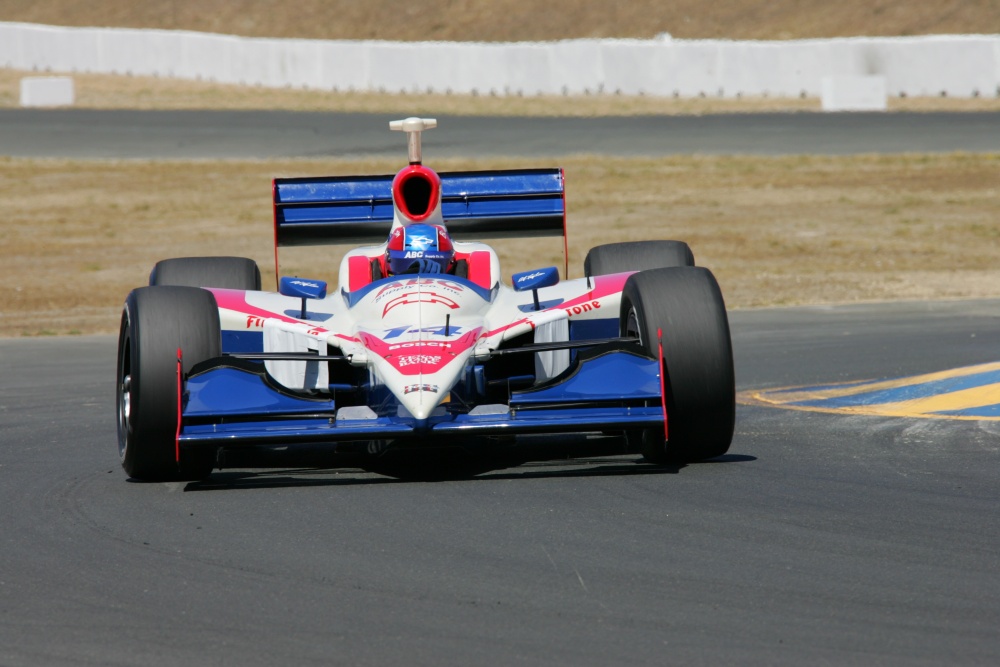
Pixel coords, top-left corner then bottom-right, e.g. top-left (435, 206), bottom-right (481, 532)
top-left (758, 361), bottom-right (1000, 403)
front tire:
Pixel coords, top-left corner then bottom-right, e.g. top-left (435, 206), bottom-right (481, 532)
top-left (621, 267), bottom-right (735, 463)
top-left (584, 240), bottom-right (694, 277)
top-left (117, 286), bottom-right (221, 481)
top-left (149, 256), bottom-right (261, 290)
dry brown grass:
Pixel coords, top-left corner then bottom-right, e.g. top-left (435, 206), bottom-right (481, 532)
top-left (3, 153), bottom-right (998, 337)
top-left (2, 0), bottom-right (998, 41)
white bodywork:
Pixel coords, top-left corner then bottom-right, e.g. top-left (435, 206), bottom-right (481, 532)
top-left (213, 118), bottom-right (625, 421)
top-left (215, 268), bottom-right (622, 421)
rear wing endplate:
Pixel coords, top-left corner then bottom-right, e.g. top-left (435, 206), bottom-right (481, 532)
top-left (274, 168), bottom-right (565, 247)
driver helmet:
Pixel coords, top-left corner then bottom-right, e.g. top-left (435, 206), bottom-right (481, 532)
top-left (386, 223), bottom-right (455, 275)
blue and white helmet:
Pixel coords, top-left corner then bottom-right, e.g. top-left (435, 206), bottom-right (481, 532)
top-left (386, 223), bottom-right (455, 275)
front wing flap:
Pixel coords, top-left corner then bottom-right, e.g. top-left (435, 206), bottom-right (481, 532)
top-left (177, 348), bottom-right (664, 452)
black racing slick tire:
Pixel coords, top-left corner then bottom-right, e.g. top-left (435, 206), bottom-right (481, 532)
top-left (621, 267), bottom-right (735, 464)
top-left (584, 240), bottom-right (694, 277)
top-left (149, 256), bottom-right (261, 290)
top-left (116, 286), bottom-right (221, 481)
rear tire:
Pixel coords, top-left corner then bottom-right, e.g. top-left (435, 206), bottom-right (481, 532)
top-left (621, 267), bottom-right (734, 463)
top-left (584, 240), bottom-right (694, 277)
top-left (149, 256), bottom-right (261, 290)
top-left (117, 286), bottom-right (221, 481)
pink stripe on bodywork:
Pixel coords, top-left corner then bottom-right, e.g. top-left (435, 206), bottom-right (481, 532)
top-left (210, 288), bottom-right (329, 330)
top-left (360, 327), bottom-right (482, 375)
top-left (208, 288), bottom-right (356, 344)
top-left (560, 273), bottom-right (630, 309)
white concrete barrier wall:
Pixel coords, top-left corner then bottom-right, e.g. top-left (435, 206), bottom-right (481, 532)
top-left (20, 75), bottom-right (74, 106)
top-left (1, 22), bottom-right (998, 98)
top-left (822, 76), bottom-right (888, 111)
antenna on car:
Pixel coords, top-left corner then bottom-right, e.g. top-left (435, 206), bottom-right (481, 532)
top-left (390, 117), bottom-right (437, 165)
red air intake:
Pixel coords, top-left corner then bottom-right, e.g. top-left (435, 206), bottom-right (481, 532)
top-left (392, 165), bottom-right (440, 222)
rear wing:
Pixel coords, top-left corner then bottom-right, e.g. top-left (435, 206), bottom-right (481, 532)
top-left (273, 168), bottom-right (567, 272)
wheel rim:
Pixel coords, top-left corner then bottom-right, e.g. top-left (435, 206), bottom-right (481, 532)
top-left (117, 333), bottom-right (131, 459)
top-left (625, 306), bottom-right (642, 344)
top-left (119, 376), bottom-right (131, 431)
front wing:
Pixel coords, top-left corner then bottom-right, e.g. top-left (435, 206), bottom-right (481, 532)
top-left (177, 347), bottom-right (665, 455)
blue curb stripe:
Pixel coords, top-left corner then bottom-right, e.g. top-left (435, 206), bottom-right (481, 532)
top-left (790, 368), bottom-right (1000, 408)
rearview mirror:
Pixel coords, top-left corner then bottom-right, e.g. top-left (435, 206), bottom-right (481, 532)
top-left (280, 277), bottom-right (328, 318)
top-left (511, 267), bottom-right (559, 311)
top-left (512, 267), bottom-right (559, 292)
top-left (279, 277), bottom-right (327, 300)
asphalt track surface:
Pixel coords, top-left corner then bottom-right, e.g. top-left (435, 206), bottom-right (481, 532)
top-left (3, 111), bottom-right (999, 663)
top-left (3, 300), bottom-right (1000, 665)
top-left (2, 109), bottom-right (1000, 158)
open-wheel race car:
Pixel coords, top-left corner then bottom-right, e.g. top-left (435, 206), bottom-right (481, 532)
top-left (116, 117), bottom-right (735, 481)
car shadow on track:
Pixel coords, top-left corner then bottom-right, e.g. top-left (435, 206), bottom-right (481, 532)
top-left (181, 453), bottom-right (755, 492)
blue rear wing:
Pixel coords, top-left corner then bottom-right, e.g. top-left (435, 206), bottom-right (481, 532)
top-left (273, 168), bottom-right (565, 247)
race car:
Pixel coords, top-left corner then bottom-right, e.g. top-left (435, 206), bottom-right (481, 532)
top-left (116, 117), bottom-right (735, 481)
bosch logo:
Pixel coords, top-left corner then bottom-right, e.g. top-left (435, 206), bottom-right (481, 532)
top-left (387, 341), bottom-right (452, 350)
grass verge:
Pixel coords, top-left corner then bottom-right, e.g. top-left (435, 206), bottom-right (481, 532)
top-left (2, 153), bottom-right (999, 337)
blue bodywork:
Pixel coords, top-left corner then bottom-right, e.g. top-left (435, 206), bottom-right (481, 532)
top-left (178, 348), bottom-right (663, 454)
top-left (274, 169), bottom-right (565, 247)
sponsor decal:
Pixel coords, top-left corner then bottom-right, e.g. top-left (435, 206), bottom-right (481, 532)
top-left (563, 300), bottom-right (602, 317)
top-left (245, 315), bottom-right (325, 337)
top-left (382, 291), bottom-right (459, 316)
top-left (405, 234), bottom-right (434, 251)
top-left (289, 279), bottom-right (321, 288)
top-left (397, 355), bottom-right (442, 367)
top-left (374, 278), bottom-right (466, 301)
top-left (383, 325), bottom-right (464, 340)
top-left (387, 341), bottom-right (453, 350)
top-left (517, 271), bottom-right (545, 283)
top-left (404, 383), bottom-right (439, 395)
top-left (358, 327), bottom-right (482, 375)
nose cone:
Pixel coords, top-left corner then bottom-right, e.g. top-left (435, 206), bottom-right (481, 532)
top-left (398, 384), bottom-right (440, 421)
top-left (368, 345), bottom-right (471, 422)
